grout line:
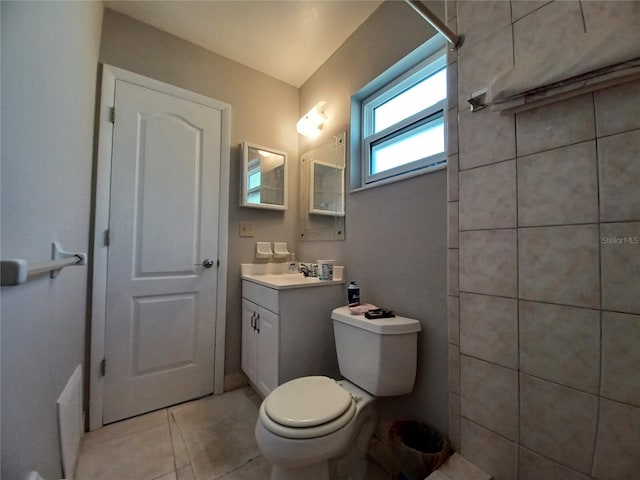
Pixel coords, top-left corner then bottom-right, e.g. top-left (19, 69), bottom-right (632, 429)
top-left (460, 222), bottom-right (600, 233)
top-left (166, 408), bottom-right (180, 476)
top-left (591, 92), bottom-right (603, 475)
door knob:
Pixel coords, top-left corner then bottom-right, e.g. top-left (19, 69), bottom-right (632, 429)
top-left (202, 258), bottom-right (215, 269)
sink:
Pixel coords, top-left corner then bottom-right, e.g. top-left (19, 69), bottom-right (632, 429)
top-left (241, 263), bottom-right (344, 290)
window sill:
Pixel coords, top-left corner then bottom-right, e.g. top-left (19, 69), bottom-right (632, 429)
top-left (349, 162), bottom-right (446, 194)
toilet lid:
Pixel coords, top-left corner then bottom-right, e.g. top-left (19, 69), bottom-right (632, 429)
top-left (264, 376), bottom-right (353, 428)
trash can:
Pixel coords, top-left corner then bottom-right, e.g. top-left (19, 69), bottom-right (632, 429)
top-left (389, 420), bottom-right (452, 480)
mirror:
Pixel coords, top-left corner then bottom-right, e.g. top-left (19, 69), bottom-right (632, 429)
top-left (241, 142), bottom-right (287, 210)
top-left (299, 131), bottom-right (346, 241)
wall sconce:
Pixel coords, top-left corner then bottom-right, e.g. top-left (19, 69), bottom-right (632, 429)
top-left (297, 101), bottom-right (327, 138)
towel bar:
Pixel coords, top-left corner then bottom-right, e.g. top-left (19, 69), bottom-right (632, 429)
top-left (1, 242), bottom-right (87, 286)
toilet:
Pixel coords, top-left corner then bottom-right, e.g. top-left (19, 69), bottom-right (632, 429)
top-left (255, 305), bottom-right (422, 480)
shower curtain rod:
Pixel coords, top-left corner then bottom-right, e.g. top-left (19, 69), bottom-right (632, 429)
top-left (405, 0), bottom-right (464, 50)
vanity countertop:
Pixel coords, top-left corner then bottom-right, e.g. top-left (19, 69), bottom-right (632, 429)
top-left (241, 263), bottom-right (344, 290)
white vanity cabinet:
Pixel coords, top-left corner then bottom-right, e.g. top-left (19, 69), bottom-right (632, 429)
top-left (241, 278), bottom-right (344, 398)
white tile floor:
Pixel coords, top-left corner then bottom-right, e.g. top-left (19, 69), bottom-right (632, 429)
top-left (76, 386), bottom-right (390, 480)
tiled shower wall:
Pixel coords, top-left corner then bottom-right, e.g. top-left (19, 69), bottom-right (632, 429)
top-left (446, 1), bottom-right (640, 479)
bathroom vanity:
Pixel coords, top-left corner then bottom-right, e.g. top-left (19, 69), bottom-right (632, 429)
top-left (241, 265), bottom-right (345, 397)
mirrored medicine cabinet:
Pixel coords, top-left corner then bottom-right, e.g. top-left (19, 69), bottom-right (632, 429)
top-left (299, 131), bottom-right (346, 241)
top-left (240, 142), bottom-right (288, 210)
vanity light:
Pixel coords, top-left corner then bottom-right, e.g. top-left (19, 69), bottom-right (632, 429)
top-left (296, 102), bottom-right (327, 138)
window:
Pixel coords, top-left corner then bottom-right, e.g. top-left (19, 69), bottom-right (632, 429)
top-left (246, 159), bottom-right (262, 204)
top-left (353, 46), bottom-right (447, 188)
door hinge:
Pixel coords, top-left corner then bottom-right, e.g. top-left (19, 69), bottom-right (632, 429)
top-left (109, 106), bottom-right (115, 124)
top-left (104, 229), bottom-right (110, 247)
top-left (100, 358), bottom-right (106, 377)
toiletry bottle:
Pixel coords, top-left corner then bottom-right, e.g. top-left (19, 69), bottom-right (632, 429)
top-left (288, 253), bottom-right (298, 273)
top-left (347, 281), bottom-right (360, 306)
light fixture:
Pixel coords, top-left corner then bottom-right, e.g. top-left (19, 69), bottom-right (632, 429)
top-left (296, 101), bottom-right (327, 138)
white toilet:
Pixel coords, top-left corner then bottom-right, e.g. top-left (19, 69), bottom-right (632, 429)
top-left (255, 305), bottom-right (422, 480)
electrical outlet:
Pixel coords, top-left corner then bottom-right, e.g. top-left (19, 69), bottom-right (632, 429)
top-left (239, 222), bottom-right (255, 237)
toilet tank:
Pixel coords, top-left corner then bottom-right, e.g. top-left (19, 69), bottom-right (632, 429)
top-left (331, 306), bottom-right (422, 396)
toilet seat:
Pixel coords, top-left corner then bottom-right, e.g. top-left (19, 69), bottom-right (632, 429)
top-left (260, 376), bottom-right (357, 439)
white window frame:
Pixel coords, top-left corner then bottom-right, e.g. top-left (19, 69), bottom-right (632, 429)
top-left (363, 50), bottom-right (446, 185)
top-left (354, 45), bottom-right (448, 189)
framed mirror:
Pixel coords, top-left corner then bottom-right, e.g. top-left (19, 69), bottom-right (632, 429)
top-left (241, 142), bottom-right (288, 210)
top-left (310, 161), bottom-right (345, 216)
top-left (299, 131), bottom-right (346, 241)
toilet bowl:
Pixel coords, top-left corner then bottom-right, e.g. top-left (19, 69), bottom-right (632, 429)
top-left (255, 306), bottom-right (422, 480)
top-left (255, 377), bottom-right (377, 479)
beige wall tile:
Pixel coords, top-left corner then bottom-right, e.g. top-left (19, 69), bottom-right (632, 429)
top-left (601, 222), bottom-right (640, 314)
top-left (448, 61), bottom-right (458, 110)
top-left (460, 229), bottom-right (517, 297)
top-left (592, 399), bottom-right (640, 480)
top-left (595, 80), bottom-right (640, 137)
top-left (461, 419), bottom-right (518, 480)
top-left (457, 0), bottom-right (512, 46)
top-left (448, 248), bottom-right (459, 296)
top-left (518, 447), bottom-right (590, 480)
top-left (449, 393), bottom-right (461, 452)
top-left (520, 374), bottom-right (598, 473)
top-left (516, 95), bottom-right (595, 156)
top-left (450, 344), bottom-right (461, 395)
top-left (510, 1), bottom-right (552, 22)
top-left (581, 1), bottom-right (640, 42)
top-left (517, 141), bottom-right (598, 226)
top-left (446, 0), bottom-right (456, 22)
top-left (513, 1), bottom-right (584, 76)
top-left (601, 311), bottom-right (640, 407)
top-left (448, 154), bottom-right (459, 202)
top-left (458, 25), bottom-right (513, 109)
top-left (461, 355), bottom-right (518, 441)
top-left (598, 130), bottom-right (640, 222)
top-left (448, 295), bottom-right (460, 346)
top-left (448, 201), bottom-right (459, 248)
top-left (458, 107), bottom-right (516, 171)
top-left (519, 301), bottom-right (600, 394)
top-left (519, 225), bottom-right (600, 308)
top-left (459, 160), bottom-right (517, 230)
top-left (460, 293), bottom-right (518, 369)
top-left (448, 107), bottom-right (459, 155)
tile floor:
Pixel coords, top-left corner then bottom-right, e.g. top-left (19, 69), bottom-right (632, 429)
top-left (76, 386), bottom-right (390, 480)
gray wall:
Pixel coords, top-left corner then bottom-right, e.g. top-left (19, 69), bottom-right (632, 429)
top-left (299, 0), bottom-right (449, 433)
top-left (448, 1), bottom-right (640, 478)
top-left (0, 1), bottom-right (104, 478)
top-left (99, 9), bottom-right (300, 378)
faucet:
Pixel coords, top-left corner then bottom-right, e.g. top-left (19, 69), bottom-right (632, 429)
top-left (299, 264), bottom-right (311, 277)
top-left (299, 263), bottom-right (317, 277)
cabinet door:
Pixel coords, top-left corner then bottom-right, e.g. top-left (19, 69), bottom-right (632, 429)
top-left (241, 299), bottom-right (258, 385)
top-left (256, 307), bottom-right (279, 397)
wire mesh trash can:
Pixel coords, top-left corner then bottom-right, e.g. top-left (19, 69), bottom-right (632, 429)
top-left (389, 420), bottom-right (452, 479)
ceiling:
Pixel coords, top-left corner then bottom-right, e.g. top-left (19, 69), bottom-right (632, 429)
top-left (105, 0), bottom-right (384, 88)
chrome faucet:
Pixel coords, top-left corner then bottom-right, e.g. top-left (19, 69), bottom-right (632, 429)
top-left (299, 263), bottom-right (318, 277)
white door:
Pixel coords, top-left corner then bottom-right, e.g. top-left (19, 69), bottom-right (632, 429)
top-left (103, 79), bottom-right (222, 423)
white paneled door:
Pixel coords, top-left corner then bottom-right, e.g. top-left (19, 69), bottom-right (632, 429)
top-left (103, 80), bottom-right (222, 424)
